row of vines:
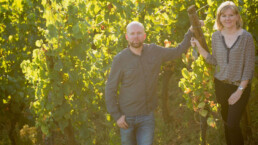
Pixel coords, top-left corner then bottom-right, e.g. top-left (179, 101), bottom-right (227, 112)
top-left (0, 0), bottom-right (257, 144)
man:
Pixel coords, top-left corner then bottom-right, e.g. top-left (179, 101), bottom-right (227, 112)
top-left (105, 21), bottom-right (193, 145)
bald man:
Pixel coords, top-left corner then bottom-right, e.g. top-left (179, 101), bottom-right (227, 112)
top-left (105, 21), bottom-right (193, 145)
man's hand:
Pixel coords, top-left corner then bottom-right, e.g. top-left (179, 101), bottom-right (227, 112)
top-left (117, 115), bottom-right (129, 129)
top-left (228, 90), bottom-right (243, 105)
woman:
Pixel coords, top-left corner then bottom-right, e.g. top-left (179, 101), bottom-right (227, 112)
top-left (191, 1), bottom-right (255, 145)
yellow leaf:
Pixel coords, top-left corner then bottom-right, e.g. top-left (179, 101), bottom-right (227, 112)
top-left (12, 0), bottom-right (23, 12)
top-left (106, 114), bottom-right (111, 121)
top-left (3, 99), bottom-right (8, 104)
top-left (207, 0), bottom-right (214, 6)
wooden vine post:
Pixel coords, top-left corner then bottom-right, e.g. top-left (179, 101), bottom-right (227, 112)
top-left (187, 5), bottom-right (209, 53)
top-left (187, 5), bottom-right (209, 145)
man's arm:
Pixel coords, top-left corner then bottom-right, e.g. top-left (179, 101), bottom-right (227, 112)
top-left (157, 29), bottom-right (194, 62)
top-left (105, 55), bottom-right (122, 121)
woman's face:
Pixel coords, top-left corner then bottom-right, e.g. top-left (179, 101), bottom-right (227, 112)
top-left (220, 8), bottom-right (239, 29)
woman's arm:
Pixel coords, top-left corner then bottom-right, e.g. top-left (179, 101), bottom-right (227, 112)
top-left (228, 34), bottom-right (255, 105)
top-left (228, 80), bottom-right (249, 105)
top-left (191, 33), bottom-right (217, 65)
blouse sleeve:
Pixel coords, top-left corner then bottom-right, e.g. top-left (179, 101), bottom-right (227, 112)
top-left (241, 34), bottom-right (255, 81)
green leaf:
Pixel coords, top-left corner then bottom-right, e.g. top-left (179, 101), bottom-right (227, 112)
top-left (96, 14), bottom-right (103, 24)
top-left (199, 109), bottom-right (208, 117)
top-left (41, 124), bottom-right (49, 135)
top-left (198, 102), bottom-right (205, 109)
top-left (47, 24), bottom-right (58, 38)
top-left (68, 5), bottom-right (78, 15)
top-left (53, 106), bottom-right (68, 121)
top-left (59, 119), bottom-right (68, 133)
top-left (72, 23), bottom-right (82, 39)
top-left (54, 59), bottom-right (63, 71)
top-left (207, 117), bottom-right (216, 127)
top-left (72, 23), bottom-right (79, 35)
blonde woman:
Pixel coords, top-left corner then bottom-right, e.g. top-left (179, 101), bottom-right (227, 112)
top-left (191, 1), bottom-right (255, 145)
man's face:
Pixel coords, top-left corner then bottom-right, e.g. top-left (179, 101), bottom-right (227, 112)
top-left (126, 24), bottom-right (146, 49)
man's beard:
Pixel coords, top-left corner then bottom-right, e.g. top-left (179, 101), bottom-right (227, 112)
top-left (129, 41), bottom-right (143, 48)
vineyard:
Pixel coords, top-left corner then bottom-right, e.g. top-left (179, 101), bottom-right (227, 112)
top-left (0, 0), bottom-right (257, 145)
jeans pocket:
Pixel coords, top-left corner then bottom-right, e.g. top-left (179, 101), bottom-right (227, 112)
top-left (125, 116), bottom-right (134, 128)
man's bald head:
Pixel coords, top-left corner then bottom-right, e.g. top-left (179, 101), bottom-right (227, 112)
top-left (126, 21), bottom-right (145, 34)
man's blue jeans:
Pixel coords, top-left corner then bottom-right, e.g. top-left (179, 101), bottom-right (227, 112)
top-left (120, 112), bottom-right (155, 145)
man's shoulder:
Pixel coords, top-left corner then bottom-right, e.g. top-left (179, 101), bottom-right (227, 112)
top-left (113, 48), bottom-right (129, 61)
top-left (143, 43), bottom-right (159, 51)
top-left (145, 43), bottom-right (157, 48)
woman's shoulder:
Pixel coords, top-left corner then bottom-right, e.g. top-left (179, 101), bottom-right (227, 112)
top-left (211, 31), bottom-right (221, 39)
top-left (241, 29), bottom-right (253, 38)
top-left (212, 31), bottom-right (220, 35)
top-left (239, 29), bottom-right (254, 43)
